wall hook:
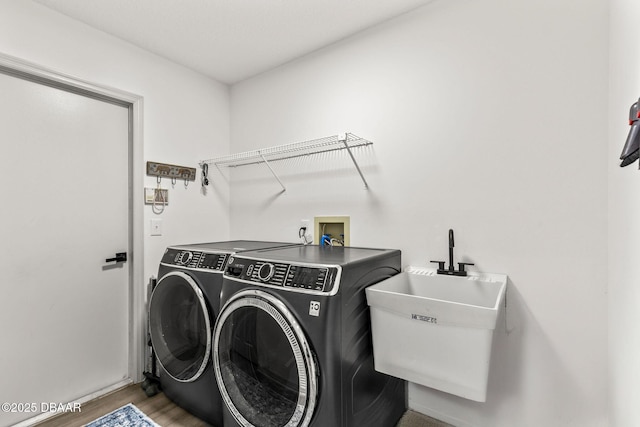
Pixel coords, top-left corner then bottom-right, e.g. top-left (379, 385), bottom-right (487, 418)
top-left (146, 161), bottom-right (196, 181)
top-left (201, 163), bottom-right (209, 186)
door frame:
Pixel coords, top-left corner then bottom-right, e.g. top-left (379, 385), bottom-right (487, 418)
top-left (0, 52), bottom-right (145, 386)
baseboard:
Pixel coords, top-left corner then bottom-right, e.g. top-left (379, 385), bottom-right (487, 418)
top-left (409, 399), bottom-right (474, 427)
top-left (12, 379), bottom-right (133, 427)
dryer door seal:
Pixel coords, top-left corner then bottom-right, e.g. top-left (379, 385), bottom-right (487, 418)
top-left (213, 289), bottom-right (318, 427)
top-left (149, 271), bottom-right (212, 382)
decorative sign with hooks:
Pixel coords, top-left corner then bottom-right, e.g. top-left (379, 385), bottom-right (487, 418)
top-left (146, 161), bottom-right (196, 181)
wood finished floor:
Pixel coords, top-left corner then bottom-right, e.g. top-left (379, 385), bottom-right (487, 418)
top-left (33, 383), bottom-right (450, 427)
top-left (34, 383), bottom-right (210, 427)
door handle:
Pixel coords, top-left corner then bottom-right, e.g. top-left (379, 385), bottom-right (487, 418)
top-left (105, 252), bottom-right (127, 263)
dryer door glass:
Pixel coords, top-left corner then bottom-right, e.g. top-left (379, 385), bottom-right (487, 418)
top-left (214, 290), bottom-right (317, 427)
top-left (149, 272), bottom-right (211, 382)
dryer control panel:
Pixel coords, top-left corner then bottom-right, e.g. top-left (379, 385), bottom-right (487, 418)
top-left (225, 256), bottom-right (340, 294)
top-left (161, 248), bottom-right (228, 272)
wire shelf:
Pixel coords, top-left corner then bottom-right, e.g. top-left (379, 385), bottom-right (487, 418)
top-left (199, 133), bottom-right (373, 190)
top-left (200, 133), bottom-right (372, 167)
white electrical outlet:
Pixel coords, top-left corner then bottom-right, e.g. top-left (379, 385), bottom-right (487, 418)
top-left (150, 218), bottom-right (163, 236)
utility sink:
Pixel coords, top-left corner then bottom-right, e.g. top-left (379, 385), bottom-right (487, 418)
top-left (365, 267), bottom-right (507, 402)
top-left (367, 267), bottom-right (507, 329)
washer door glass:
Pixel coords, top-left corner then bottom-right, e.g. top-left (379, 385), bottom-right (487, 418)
top-left (149, 271), bottom-right (211, 382)
top-left (214, 290), bottom-right (317, 427)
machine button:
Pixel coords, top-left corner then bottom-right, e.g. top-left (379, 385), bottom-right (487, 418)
top-left (257, 263), bottom-right (275, 282)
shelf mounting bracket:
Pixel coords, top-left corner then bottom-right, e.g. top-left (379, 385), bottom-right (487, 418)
top-left (259, 151), bottom-right (287, 192)
top-left (340, 135), bottom-right (369, 188)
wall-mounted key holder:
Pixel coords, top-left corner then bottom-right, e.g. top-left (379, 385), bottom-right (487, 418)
top-left (146, 161), bottom-right (196, 181)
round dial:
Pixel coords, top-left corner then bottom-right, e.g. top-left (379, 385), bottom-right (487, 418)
top-left (257, 263), bottom-right (275, 281)
top-left (177, 251), bottom-right (193, 265)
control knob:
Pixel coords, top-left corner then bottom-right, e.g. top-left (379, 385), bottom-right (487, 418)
top-left (176, 251), bottom-right (193, 265)
top-left (257, 263), bottom-right (275, 282)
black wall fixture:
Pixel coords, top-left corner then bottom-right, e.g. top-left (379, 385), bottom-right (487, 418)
top-left (620, 98), bottom-right (640, 168)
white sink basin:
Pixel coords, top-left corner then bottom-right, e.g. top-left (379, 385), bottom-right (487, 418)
top-left (366, 266), bottom-right (507, 329)
top-left (365, 267), bottom-right (507, 402)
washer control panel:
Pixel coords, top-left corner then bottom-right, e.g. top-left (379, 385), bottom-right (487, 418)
top-left (161, 248), bottom-right (228, 272)
top-left (225, 256), bottom-right (339, 294)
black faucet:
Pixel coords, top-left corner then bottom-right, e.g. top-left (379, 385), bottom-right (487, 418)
top-left (430, 229), bottom-right (474, 276)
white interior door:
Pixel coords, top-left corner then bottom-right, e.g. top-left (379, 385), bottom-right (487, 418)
top-left (0, 71), bottom-right (131, 426)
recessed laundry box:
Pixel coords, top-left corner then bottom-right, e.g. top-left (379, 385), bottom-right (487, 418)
top-left (365, 267), bottom-right (507, 402)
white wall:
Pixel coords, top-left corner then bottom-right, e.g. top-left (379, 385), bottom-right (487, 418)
top-left (0, 0), bottom-right (231, 288)
top-left (230, 1), bottom-right (609, 426)
top-left (608, 1), bottom-right (640, 426)
top-left (0, 1), bottom-right (618, 426)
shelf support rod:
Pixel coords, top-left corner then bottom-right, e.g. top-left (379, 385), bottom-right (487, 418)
top-left (340, 137), bottom-right (369, 188)
top-left (259, 151), bottom-right (287, 192)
